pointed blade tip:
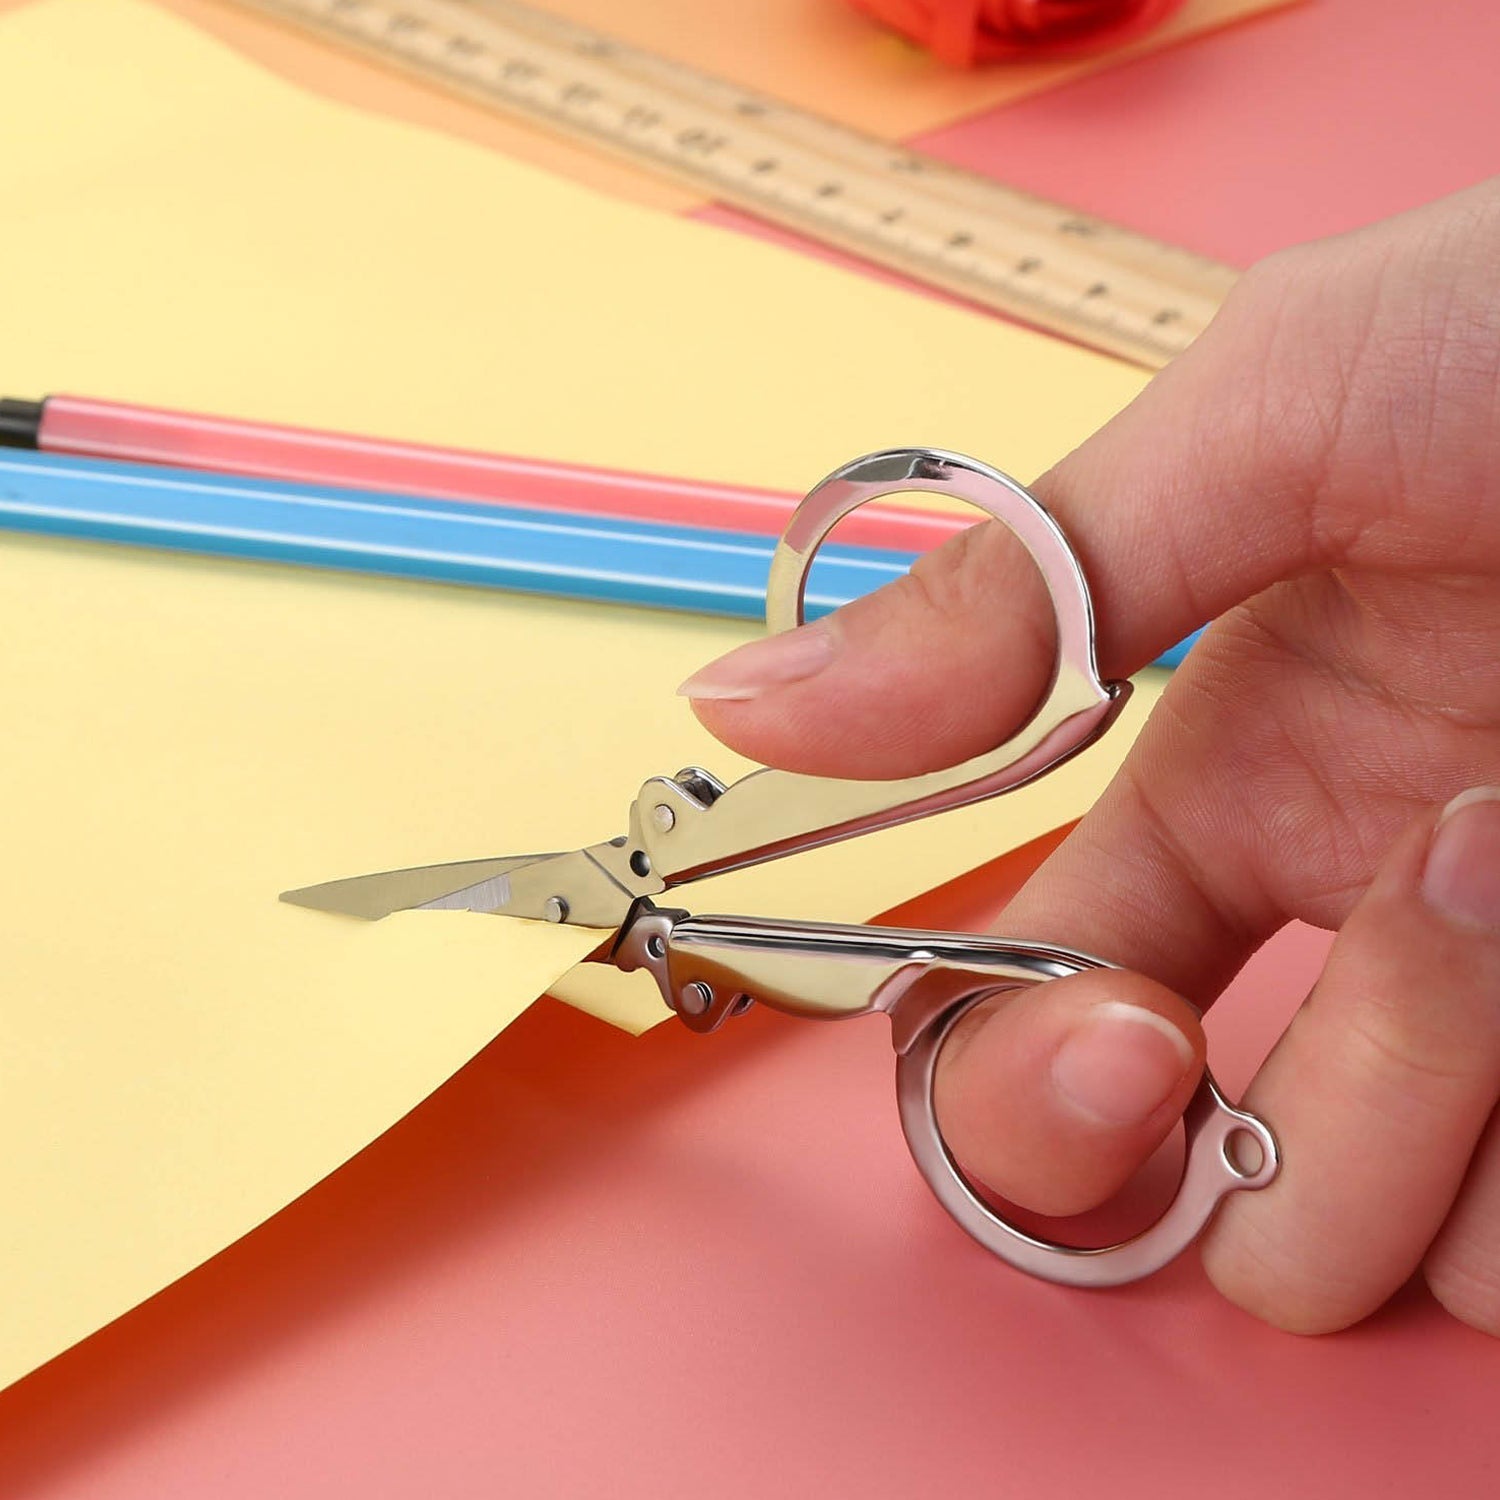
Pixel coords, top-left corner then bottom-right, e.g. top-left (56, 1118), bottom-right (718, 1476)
top-left (278, 886), bottom-right (385, 919)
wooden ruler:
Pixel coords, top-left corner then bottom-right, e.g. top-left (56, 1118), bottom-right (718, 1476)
top-left (232, 0), bottom-right (1236, 368)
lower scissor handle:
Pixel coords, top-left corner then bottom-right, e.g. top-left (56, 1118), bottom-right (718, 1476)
top-left (616, 908), bottom-right (1280, 1287)
top-left (894, 965), bottom-right (1280, 1287)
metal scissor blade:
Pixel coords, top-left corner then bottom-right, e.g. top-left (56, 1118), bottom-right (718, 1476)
top-left (280, 843), bottom-right (647, 930)
top-left (279, 853), bottom-right (555, 921)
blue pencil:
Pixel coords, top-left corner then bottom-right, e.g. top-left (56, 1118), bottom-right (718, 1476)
top-left (0, 450), bottom-right (914, 622)
top-left (0, 449), bottom-right (1201, 667)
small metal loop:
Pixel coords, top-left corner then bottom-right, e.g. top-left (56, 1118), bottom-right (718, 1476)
top-left (766, 449), bottom-right (1105, 694)
top-left (894, 979), bottom-right (1280, 1287)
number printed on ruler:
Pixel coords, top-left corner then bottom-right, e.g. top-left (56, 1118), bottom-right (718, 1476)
top-left (238, 0), bottom-right (1237, 368)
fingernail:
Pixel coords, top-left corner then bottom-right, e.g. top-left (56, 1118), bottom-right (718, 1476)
top-left (1050, 1002), bottom-right (1195, 1126)
top-left (1422, 787), bottom-right (1500, 934)
top-left (677, 619), bottom-right (838, 702)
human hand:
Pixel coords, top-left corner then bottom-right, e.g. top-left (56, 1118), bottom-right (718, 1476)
top-left (677, 181), bottom-right (1500, 1334)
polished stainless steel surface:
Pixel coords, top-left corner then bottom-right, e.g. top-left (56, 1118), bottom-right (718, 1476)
top-left (281, 448), bottom-right (1280, 1286)
top-left (630, 450), bottom-right (1130, 885)
top-left (894, 971), bottom-right (1278, 1287)
top-left (280, 852), bottom-right (554, 919)
top-left (282, 842), bottom-right (659, 928)
top-left (615, 901), bottom-right (1278, 1286)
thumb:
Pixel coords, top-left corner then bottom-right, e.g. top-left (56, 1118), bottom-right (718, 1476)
top-left (931, 969), bottom-right (1205, 1218)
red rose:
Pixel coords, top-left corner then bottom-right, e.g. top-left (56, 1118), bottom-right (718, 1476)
top-left (848, 0), bottom-right (1188, 67)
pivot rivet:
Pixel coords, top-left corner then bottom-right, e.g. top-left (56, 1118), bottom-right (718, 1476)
top-left (680, 981), bottom-right (713, 1016)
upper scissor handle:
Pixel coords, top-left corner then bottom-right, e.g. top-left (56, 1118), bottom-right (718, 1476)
top-left (766, 449), bottom-right (1103, 672)
top-left (631, 449), bottom-right (1130, 887)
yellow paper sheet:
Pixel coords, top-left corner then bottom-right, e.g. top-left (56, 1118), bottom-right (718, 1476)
top-left (0, 0), bottom-right (1161, 1389)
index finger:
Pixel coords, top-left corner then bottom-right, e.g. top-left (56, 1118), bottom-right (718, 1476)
top-left (680, 182), bottom-right (1500, 782)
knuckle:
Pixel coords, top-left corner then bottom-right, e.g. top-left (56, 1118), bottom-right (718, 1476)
top-left (904, 518), bottom-right (1002, 607)
top-left (1228, 192), bottom-right (1500, 556)
top-left (1224, 243), bottom-right (1309, 312)
top-left (1338, 992), bottom-right (1494, 1122)
top-left (902, 520), bottom-right (1054, 655)
top-left (1209, 241), bottom-right (1328, 353)
top-left (1424, 1246), bottom-right (1500, 1337)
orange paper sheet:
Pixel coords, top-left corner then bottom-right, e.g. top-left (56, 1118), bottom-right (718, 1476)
top-left (138, 0), bottom-right (1299, 214)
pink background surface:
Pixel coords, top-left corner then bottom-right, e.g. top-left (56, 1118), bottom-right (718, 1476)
top-left (5, 0), bottom-right (1498, 1493)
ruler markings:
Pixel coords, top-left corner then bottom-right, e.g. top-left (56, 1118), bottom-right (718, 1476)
top-left (232, 0), bottom-right (1233, 367)
top-left (463, 0), bottom-right (1235, 306)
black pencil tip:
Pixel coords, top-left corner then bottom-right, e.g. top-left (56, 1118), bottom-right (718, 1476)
top-left (0, 398), bottom-right (43, 449)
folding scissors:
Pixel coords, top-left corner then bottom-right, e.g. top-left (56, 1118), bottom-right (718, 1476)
top-left (283, 449), bottom-right (1278, 1287)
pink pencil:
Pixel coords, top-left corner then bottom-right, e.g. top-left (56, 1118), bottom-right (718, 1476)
top-left (0, 394), bottom-right (972, 554)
